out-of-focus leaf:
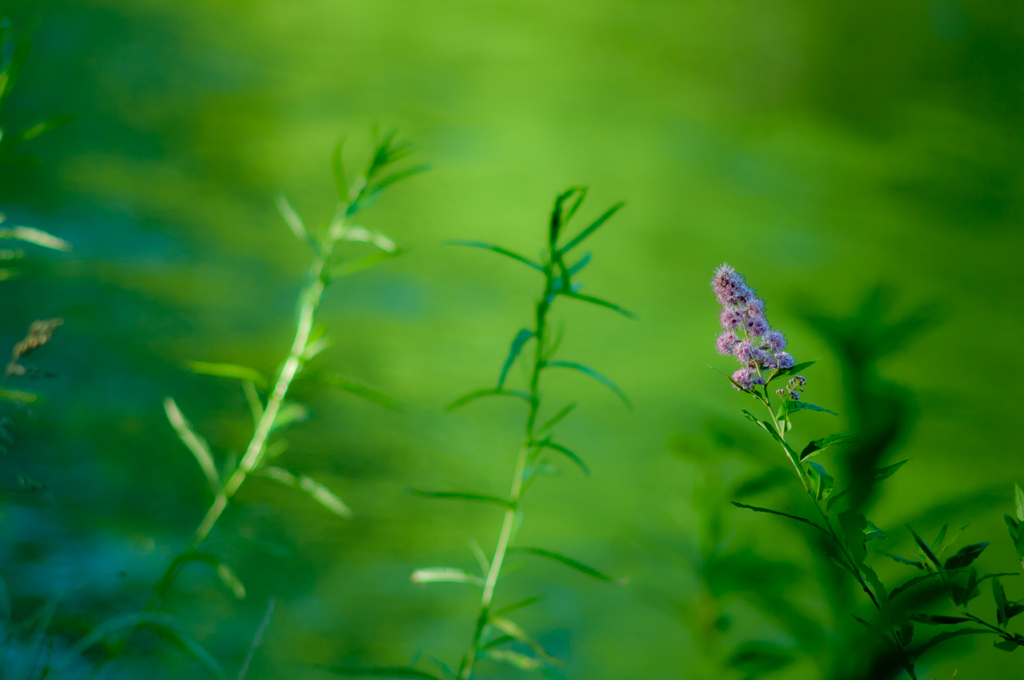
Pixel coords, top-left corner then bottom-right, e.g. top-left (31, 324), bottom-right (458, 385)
top-left (243, 381), bottom-right (264, 427)
top-left (537, 402), bottom-right (576, 433)
top-left (260, 466), bottom-right (352, 518)
top-left (275, 194), bottom-right (319, 254)
top-left (944, 542), bottom-right (989, 570)
top-left (187, 361), bottom-right (268, 389)
top-left (270, 402), bottom-right (309, 432)
top-left (446, 388), bottom-right (532, 412)
top-left (732, 468), bottom-right (791, 499)
top-left (806, 461), bottom-right (834, 501)
top-left (164, 397), bottom-right (221, 497)
top-left (498, 329), bottom-right (534, 388)
top-left (1015, 483), bottom-right (1024, 522)
top-left (0, 573), bottom-right (9, 621)
top-left (914, 628), bottom-right (991, 660)
top-left (567, 251), bottom-right (591, 275)
top-left (1, 114), bottom-right (75, 147)
top-left (445, 240), bottom-right (544, 273)
top-left (410, 568), bottom-right (484, 587)
top-left (727, 641), bottom-right (794, 676)
top-left (0, 225), bottom-right (70, 251)
top-left (558, 290), bottom-right (636, 319)
top-left (407, 489), bottom-right (512, 510)
top-left (0, 387), bottom-right (36, 402)
top-left (330, 248), bottom-right (402, 279)
top-left (485, 649), bottom-right (541, 671)
top-left (337, 226), bottom-right (398, 252)
top-left (307, 371), bottom-right (398, 410)
top-left (557, 201), bottom-right (624, 254)
top-left (880, 551), bottom-right (925, 570)
top-left (994, 637), bottom-right (1023, 651)
top-left (489, 617), bottom-right (561, 665)
top-left (994, 577), bottom-right (1009, 627)
top-left (509, 547), bottom-right (619, 583)
top-left (1004, 514), bottom-right (1024, 560)
top-left (911, 614), bottom-right (973, 625)
top-left (493, 595), bottom-right (544, 617)
top-left (317, 666), bottom-right (442, 679)
top-left (66, 612), bottom-right (225, 678)
top-left (0, 30), bottom-right (32, 107)
top-left (332, 139), bottom-right (348, 201)
top-left (543, 360), bottom-right (630, 408)
top-left (800, 432), bottom-right (854, 460)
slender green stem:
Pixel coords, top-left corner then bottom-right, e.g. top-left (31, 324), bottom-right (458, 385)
top-left (460, 248), bottom-right (555, 680)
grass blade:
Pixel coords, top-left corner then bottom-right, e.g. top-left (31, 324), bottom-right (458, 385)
top-left (332, 139), bottom-right (348, 202)
top-left (411, 568), bottom-right (485, 587)
top-left (0, 225), bottom-right (71, 251)
top-left (330, 249), bottom-right (402, 279)
top-left (445, 240), bottom-right (544, 273)
top-left (407, 489), bottom-right (512, 510)
top-left (275, 194), bottom-right (319, 253)
top-left (557, 201), bottom-right (624, 254)
top-left (187, 361), bottom-right (268, 389)
top-left (558, 290), bottom-right (636, 319)
top-left (543, 360), bottom-right (630, 409)
top-left (498, 329), bottom-right (534, 388)
top-left (260, 466), bottom-right (352, 518)
top-left (731, 502), bottom-right (828, 536)
top-left (908, 526), bottom-right (943, 571)
top-left (509, 546), bottom-right (619, 583)
top-left (537, 402), bottom-right (577, 433)
top-left (446, 388), bottom-right (532, 412)
top-left (164, 397), bottom-right (220, 497)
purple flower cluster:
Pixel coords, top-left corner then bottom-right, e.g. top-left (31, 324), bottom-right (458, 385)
top-left (712, 264), bottom-right (796, 390)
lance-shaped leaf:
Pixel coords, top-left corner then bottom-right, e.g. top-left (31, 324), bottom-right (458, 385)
top-left (407, 489), bottom-right (513, 510)
top-left (537, 402), bottom-right (577, 433)
top-left (275, 195), bottom-right (320, 254)
top-left (1016, 483), bottom-right (1024, 522)
top-left (732, 502), bottom-right (828, 536)
top-left (307, 371), bottom-right (398, 410)
top-left (0, 30), bottom-right (32, 107)
top-left (801, 432), bottom-right (854, 461)
top-left (260, 466), bottom-right (352, 518)
top-left (337, 226), bottom-right (398, 252)
top-left (537, 440), bottom-right (590, 476)
top-left (67, 612), bottom-right (225, 679)
top-left (1006, 514), bottom-right (1024, 561)
top-left (498, 329), bottom-right (534, 388)
top-left (270, 402), bottom-right (309, 432)
top-left (0, 225), bottom-right (71, 251)
top-left (484, 649), bottom-right (541, 672)
top-left (908, 526), bottom-right (943, 571)
top-left (508, 547), bottom-right (620, 583)
top-left (164, 397), bottom-right (220, 497)
top-left (557, 201), bottom-right (624, 254)
top-left (567, 251), bottom-right (591, 276)
top-left (332, 139), bottom-right (348, 201)
top-left (489, 616), bottom-right (562, 665)
top-left (768, 360), bottom-right (816, 384)
top-left (2, 114), bottom-right (75, 148)
top-left (785, 401), bottom-right (837, 416)
top-left (446, 387), bottom-right (532, 412)
top-left (187, 361), bottom-right (268, 389)
top-left (411, 568), bottom-right (484, 587)
top-left (543, 360), bottom-right (630, 408)
top-left (445, 240), bottom-right (544, 273)
top-left (914, 628), bottom-right (991, 660)
top-left (330, 248), bottom-right (402, 279)
top-left (880, 552), bottom-right (925, 570)
top-left (806, 461), bottom-right (834, 501)
top-left (493, 595), bottom-right (544, 617)
top-left (910, 614), bottom-right (973, 625)
top-left (944, 542), bottom-right (989, 570)
top-left (558, 290), bottom-right (637, 319)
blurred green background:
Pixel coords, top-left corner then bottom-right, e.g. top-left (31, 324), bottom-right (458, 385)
top-left (1, 0), bottom-right (1022, 677)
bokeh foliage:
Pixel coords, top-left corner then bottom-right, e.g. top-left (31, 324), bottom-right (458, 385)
top-left (0, 0), bottom-right (1021, 678)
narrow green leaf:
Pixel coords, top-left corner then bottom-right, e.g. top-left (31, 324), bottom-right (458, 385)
top-left (537, 402), bottom-right (577, 433)
top-left (306, 371), bottom-right (398, 410)
top-left (1, 114), bottom-right (75, 147)
top-left (1015, 483), bottom-right (1024, 522)
top-left (275, 195), bottom-right (319, 253)
top-left (994, 637), bottom-right (1023, 651)
top-left (567, 251), bottom-right (591, 275)
top-left (371, 162), bottom-right (430, 192)
top-left (0, 225), bottom-right (71, 251)
top-left (164, 397), bottom-right (220, 497)
top-left (785, 401), bottom-right (837, 416)
top-left (410, 568), bottom-right (484, 587)
top-left (880, 552), bottom-right (924, 570)
top-left (768, 360), bottom-right (817, 384)
top-left (67, 612), bottom-right (225, 679)
top-left (498, 329), bottom-right (534, 388)
top-left (260, 466), bottom-right (352, 518)
top-left (944, 542), bottom-right (989, 570)
top-left (994, 577), bottom-right (1009, 627)
top-left (270, 402), bottom-right (309, 432)
top-left (0, 387), bottom-right (37, 402)
top-left (445, 240), bottom-right (544, 273)
top-left (1005, 514), bottom-right (1024, 560)
top-left (932, 524), bottom-right (949, 551)
top-left (336, 226), bottom-right (397, 252)
top-left (914, 628), bottom-right (991, 660)
top-left (243, 381), bottom-right (264, 427)
top-left (446, 387), bottom-right (532, 411)
top-left (558, 290), bottom-right (637, 319)
top-left (800, 433), bottom-right (854, 461)
top-left (493, 595), bottom-right (544, 617)
top-left (509, 546), bottom-right (619, 583)
top-left (908, 526), bottom-right (943, 571)
top-left (875, 459), bottom-right (910, 482)
top-left (558, 201), bottom-right (624, 254)
top-left (731, 502), bottom-right (827, 535)
top-left (889, 571), bottom-right (945, 602)
top-left (911, 614), bottom-right (973, 625)
top-left (406, 489), bottom-right (512, 510)
top-left (187, 361), bottom-right (268, 389)
top-left (543, 360), bottom-right (630, 409)
top-left (537, 440), bottom-right (590, 476)
top-left (330, 248), bottom-right (402, 279)
top-left (489, 616), bottom-right (561, 665)
top-left (485, 649), bottom-right (541, 672)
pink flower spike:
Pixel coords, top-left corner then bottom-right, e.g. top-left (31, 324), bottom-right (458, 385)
top-left (745, 298), bottom-right (766, 319)
top-left (711, 263), bottom-right (751, 306)
top-left (764, 329), bottom-right (786, 352)
top-left (745, 316), bottom-right (768, 338)
top-left (775, 352), bottom-right (796, 370)
top-left (731, 368), bottom-right (754, 391)
top-left (716, 331), bottom-right (740, 356)
top-left (719, 308), bottom-right (743, 330)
